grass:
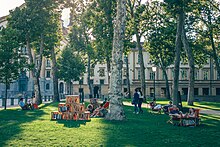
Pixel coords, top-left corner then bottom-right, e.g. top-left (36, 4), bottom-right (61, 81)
top-left (0, 101), bottom-right (220, 147)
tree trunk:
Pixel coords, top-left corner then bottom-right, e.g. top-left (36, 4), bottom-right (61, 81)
top-left (181, 17), bottom-right (195, 106)
top-left (4, 79), bottom-right (8, 110)
top-left (26, 35), bottom-right (41, 105)
top-left (51, 47), bottom-right (60, 102)
top-left (125, 56), bottom-right (131, 99)
top-left (87, 55), bottom-right (93, 97)
top-left (34, 34), bottom-right (45, 105)
top-left (107, 56), bottom-right (111, 89)
top-left (161, 66), bottom-right (171, 99)
top-left (105, 0), bottom-right (126, 121)
top-left (136, 35), bottom-right (146, 99)
top-left (173, 9), bottom-right (184, 106)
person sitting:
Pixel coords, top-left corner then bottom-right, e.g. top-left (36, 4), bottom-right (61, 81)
top-left (19, 98), bottom-right (31, 110)
top-left (149, 99), bottom-right (161, 111)
top-left (168, 105), bottom-right (182, 117)
top-left (91, 104), bottom-right (108, 117)
top-left (86, 104), bottom-right (94, 114)
top-left (163, 101), bottom-right (173, 114)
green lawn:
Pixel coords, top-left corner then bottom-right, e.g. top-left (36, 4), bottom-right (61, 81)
top-left (0, 101), bottom-right (220, 147)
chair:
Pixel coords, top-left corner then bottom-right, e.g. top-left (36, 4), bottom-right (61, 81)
top-left (181, 109), bottom-right (201, 127)
top-left (103, 101), bottom-right (109, 109)
top-left (167, 107), bottom-right (182, 125)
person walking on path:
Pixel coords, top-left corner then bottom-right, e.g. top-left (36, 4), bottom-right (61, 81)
top-left (132, 88), bottom-right (139, 114)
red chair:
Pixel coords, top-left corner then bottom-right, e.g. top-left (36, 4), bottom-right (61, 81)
top-left (103, 102), bottom-right (109, 109)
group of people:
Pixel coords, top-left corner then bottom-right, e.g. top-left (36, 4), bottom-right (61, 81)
top-left (131, 88), bottom-right (197, 119)
top-left (86, 98), bottom-right (109, 117)
top-left (132, 88), bottom-right (144, 114)
top-left (18, 98), bottom-right (34, 110)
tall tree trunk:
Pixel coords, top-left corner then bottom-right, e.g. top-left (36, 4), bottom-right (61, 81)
top-left (173, 9), bottom-right (184, 106)
top-left (127, 0), bottom-right (146, 98)
top-left (207, 9), bottom-right (220, 79)
top-left (4, 79), bottom-right (8, 110)
top-left (26, 35), bottom-right (41, 105)
top-left (136, 35), bottom-right (146, 99)
top-left (181, 19), bottom-right (195, 106)
top-left (51, 47), bottom-right (60, 102)
top-left (105, 0), bottom-right (126, 121)
top-left (125, 56), bottom-right (131, 99)
top-left (87, 55), bottom-right (93, 97)
top-left (161, 66), bottom-right (171, 99)
top-left (34, 34), bottom-right (45, 105)
top-left (107, 56), bottom-right (111, 89)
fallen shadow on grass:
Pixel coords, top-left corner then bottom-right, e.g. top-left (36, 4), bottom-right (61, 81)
top-left (97, 105), bottom-right (220, 146)
top-left (0, 102), bottom-right (56, 146)
top-left (55, 120), bottom-right (91, 128)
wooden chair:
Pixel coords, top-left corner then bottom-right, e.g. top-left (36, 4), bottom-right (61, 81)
top-left (181, 109), bottom-right (201, 127)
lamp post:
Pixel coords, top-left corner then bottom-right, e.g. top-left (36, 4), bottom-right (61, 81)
top-left (79, 77), bottom-right (83, 103)
top-left (152, 66), bottom-right (157, 100)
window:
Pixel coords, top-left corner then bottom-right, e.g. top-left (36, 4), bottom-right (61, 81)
top-left (137, 54), bottom-right (140, 64)
top-left (123, 68), bottom-right (127, 77)
top-left (90, 79), bottom-right (94, 84)
top-left (216, 88), bottom-right (220, 95)
top-left (171, 69), bottom-right (174, 79)
top-left (100, 79), bottom-right (104, 85)
top-left (46, 83), bottom-right (50, 90)
top-left (123, 79), bottom-right (127, 85)
top-left (137, 69), bottom-right (141, 80)
top-left (194, 88), bottom-right (198, 95)
top-left (162, 72), bottom-right (166, 80)
top-left (194, 69), bottom-right (199, 80)
top-left (46, 59), bottom-right (51, 67)
top-left (99, 68), bottom-right (105, 77)
top-left (203, 70), bottom-right (208, 80)
top-left (46, 70), bottom-right (50, 78)
top-left (202, 88), bottom-right (209, 95)
top-left (36, 60), bottom-right (39, 66)
top-left (90, 68), bottom-right (94, 77)
top-left (150, 71), bottom-right (154, 80)
top-left (181, 69), bottom-right (188, 80)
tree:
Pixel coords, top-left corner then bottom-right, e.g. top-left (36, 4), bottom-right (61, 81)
top-left (196, 0), bottom-right (220, 79)
top-left (0, 27), bottom-right (26, 109)
top-left (68, 0), bottom-right (96, 97)
top-left (57, 47), bottom-right (85, 94)
top-left (145, 1), bottom-right (176, 100)
top-left (105, 0), bottom-right (126, 121)
top-left (126, 0), bottom-right (151, 99)
top-left (8, 0), bottom-right (62, 104)
top-left (89, 0), bottom-right (116, 86)
top-left (164, 0), bottom-right (195, 105)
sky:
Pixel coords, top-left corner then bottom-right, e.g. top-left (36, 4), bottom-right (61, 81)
top-left (0, 0), bottom-right (70, 26)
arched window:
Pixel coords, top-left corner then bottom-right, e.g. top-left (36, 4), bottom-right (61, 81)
top-left (46, 83), bottom-right (50, 90)
top-left (59, 83), bottom-right (64, 93)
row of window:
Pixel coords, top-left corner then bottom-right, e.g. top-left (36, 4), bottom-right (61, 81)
top-left (137, 69), bottom-right (214, 80)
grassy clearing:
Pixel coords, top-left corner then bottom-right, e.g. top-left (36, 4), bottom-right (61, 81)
top-left (0, 101), bottom-right (220, 146)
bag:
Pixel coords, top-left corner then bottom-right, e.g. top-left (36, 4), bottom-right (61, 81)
top-left (131, 99), bottom-right (135, 105)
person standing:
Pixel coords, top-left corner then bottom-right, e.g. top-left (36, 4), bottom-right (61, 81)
top-left (132, 89), bottom-right (139, 114)
top-left (137, 89), bottom-right (143, 114)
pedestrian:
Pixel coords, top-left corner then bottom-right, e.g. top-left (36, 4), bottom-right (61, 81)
top-left (132, 88), bottom-right (139, 114)
top-left (137, 89), bottom-right (143, 114)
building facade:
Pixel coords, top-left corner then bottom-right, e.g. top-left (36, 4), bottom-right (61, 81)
top-left (1, 14), bottom-right (220, 104)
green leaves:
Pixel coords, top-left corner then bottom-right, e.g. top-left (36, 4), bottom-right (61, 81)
top-left (0, 27), bottom-right (26, 84)
top-left (57, 47), bottom-right (85, 82)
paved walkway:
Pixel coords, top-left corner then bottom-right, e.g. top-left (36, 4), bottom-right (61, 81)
top-left (122, 101), bottom-right (220, 116)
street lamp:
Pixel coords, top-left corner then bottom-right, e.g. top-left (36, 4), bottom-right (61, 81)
top-left (152, 66), bottom-right (157, 100)
top-left (79, 77), bottom-right (83, 103)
